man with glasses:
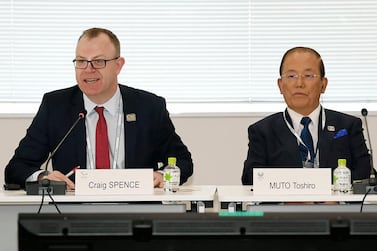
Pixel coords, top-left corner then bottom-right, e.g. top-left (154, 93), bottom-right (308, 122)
top-left (5, 27), bottom-right (193, 189)
top-left (241, 46), bottom-right (370, 185)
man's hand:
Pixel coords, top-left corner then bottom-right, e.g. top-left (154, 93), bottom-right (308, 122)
top-left (154, 171), bottom-right (164, 188)
top-left (38, 170), bottom-right (75, 190)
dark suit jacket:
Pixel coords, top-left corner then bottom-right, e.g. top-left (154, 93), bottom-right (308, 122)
top-left (5, 84), bottom-right (193, 187)
top-left (241, 108), bottom-right (370, 185)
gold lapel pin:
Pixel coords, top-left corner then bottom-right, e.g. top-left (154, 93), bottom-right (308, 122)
top-left (126, 113), bottom-right (137, 122)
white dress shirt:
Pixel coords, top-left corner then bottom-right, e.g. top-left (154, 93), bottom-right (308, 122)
top-left (83, 86), bottom-right (125, 169)
top-left (287, 105), bottom-right (321, 167)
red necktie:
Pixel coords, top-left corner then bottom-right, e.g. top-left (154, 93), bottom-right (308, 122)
top-left (95, 106), bottom-right (110, 169)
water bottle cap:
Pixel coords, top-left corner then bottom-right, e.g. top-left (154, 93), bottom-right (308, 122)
top-left (168, 157), bottom-right (176, 165)
top-left (338, 159), bottom-right (347, 166)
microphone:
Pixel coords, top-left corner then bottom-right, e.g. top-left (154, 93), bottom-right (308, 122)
top-left (362, 109), bottom-right (377, 187)
top-left (353, 108), bottom-right (377, 194)
top-left (26, 111), bottom-right (86, 195)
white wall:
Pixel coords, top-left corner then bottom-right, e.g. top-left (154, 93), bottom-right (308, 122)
top-left (1, 113), bottom-right (377, 186)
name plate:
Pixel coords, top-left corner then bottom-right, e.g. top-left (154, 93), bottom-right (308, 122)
top-left (253, 168), bottom-right (331, 195)
top-left (75, 169), bottom-right (154, 195)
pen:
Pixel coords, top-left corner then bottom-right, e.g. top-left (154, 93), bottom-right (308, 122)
top-left (65, 166), bottom-right (80, 178)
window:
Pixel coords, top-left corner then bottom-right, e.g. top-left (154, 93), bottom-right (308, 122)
top-left (1, 0), bottom-right (377, 112)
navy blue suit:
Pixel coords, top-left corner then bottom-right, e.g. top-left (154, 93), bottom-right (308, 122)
top-left (5, 84), bottom-right (193, 187)
top-left (241, 108), bottom-right (370, 185)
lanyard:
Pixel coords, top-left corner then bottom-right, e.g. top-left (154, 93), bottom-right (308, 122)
top-left (112, 101), bottom-right (123, 169)
top-left (282, 107), bottom-right (326, 168)
top-left (86, 100), bottom-right (123, 169)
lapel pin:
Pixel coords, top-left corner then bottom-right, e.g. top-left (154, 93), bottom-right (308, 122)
top-left (126, 113), bottom-right (137, 122)
top-left (327, 125), bottom-right (335, 132)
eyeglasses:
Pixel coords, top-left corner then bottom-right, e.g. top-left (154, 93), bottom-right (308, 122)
top-left (72, 57), bottom-right (119, 69)
top-left (281, 73), bottom-right (321, 82)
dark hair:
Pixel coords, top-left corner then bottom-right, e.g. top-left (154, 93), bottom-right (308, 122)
top-left (279, 47), bottom-right (325, 77)
top-left (78, 27), bottom-right (121, 56)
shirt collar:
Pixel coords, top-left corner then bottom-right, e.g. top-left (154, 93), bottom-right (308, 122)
top-left (83, 86), bottom-right (121, 116)
top-left (287, 105), bottom-right (321, 132)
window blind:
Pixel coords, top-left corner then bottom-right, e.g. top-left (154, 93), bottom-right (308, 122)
top-left (0, 0), bottom-right (377, 106)
top-left (250, 0), bottom-right (377, 103)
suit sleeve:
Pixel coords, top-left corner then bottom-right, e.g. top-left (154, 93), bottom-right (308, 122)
top-left (4, 95), bottom-right (51, 187)
top-left (348, 117), bottom-right (371, 180)
top-left (242, 124), bottom-right (268, 185)
top-left (153, 98), bottom-right (193, 184)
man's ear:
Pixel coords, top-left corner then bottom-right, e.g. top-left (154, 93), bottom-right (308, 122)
top-left (277, 78), bottom-right (283, 94)
top-left (320, 77), bottom-right (328, 93)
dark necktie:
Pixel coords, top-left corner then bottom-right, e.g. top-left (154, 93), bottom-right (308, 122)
top-left (299, 116), bottom-right (314, 164)
top-left (95, 106), bottom-right (110, 169)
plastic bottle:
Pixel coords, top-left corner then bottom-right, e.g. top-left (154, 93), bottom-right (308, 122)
top-left (163, 157), bottom-right (181, 193)
top-left (333, 159), bottom-right (351, 193)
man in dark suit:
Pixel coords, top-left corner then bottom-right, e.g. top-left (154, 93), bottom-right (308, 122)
top-left (5, 27), bottom-right (193, 189)
top-left (241, 47), bottom-right (370, 185)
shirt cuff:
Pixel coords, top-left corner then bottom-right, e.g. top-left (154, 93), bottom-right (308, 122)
top-left (26, 170), bottom-right (49, 182)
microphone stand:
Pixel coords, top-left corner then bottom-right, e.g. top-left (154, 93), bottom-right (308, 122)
top-left (353, 108), bottom-right (377, 194)
top-left (364, 113), bottom-right (377, 191)
top-left (25, 111), bottom-right (86, 195)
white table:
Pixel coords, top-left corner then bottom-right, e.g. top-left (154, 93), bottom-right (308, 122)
top-left (1, 185), bottom-right (216, 211)
top-left (0, 185), bottom-right (216, 251)
top-left (217, 185), bottom-right (377, 212)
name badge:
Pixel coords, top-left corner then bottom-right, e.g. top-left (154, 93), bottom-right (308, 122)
top-left (253, 168), bottom-right (331, 195)
top-left (75, 169), bottom-right (154, 195)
